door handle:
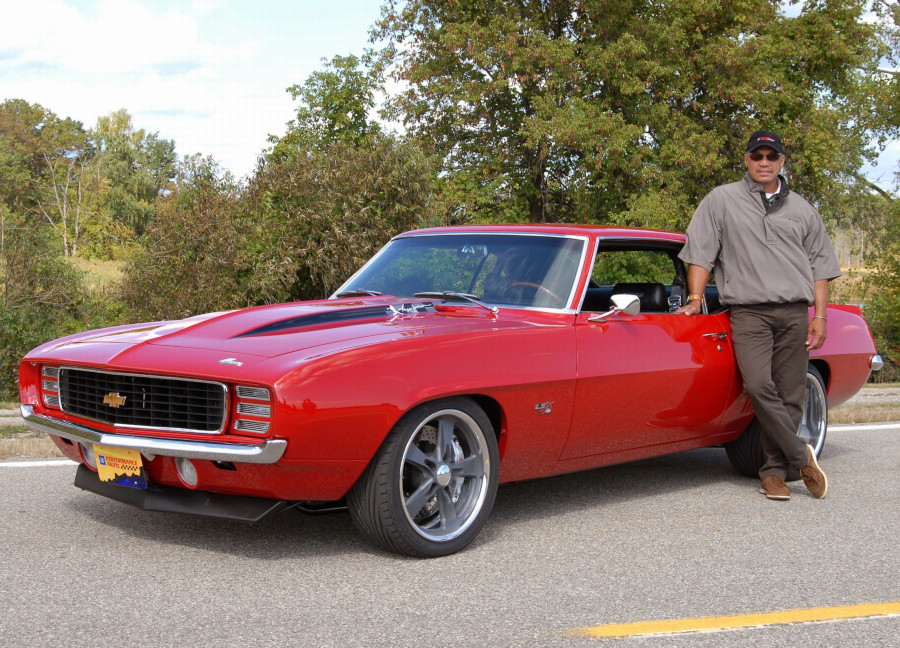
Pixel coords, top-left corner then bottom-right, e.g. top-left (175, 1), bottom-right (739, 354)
top-left (702, 332), bottom-right (729, 341)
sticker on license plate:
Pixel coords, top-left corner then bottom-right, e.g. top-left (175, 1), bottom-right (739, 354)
top-left (94, 444), bottom-right (148, 490)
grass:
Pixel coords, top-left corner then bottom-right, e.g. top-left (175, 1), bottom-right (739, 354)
top-left (830, 382), bottom-right (900, 424)
top-left (0, 401), bottom-right (64, 459)
top-left (830, 404), bottom-right (900, 424)
top-left (0, 434), bottom-right (63, 460)
top-left (67, 257), bottom-right (126, 293)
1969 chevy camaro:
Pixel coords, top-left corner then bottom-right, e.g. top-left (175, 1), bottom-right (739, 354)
top-left (20, 225), bottom-right (883, 557)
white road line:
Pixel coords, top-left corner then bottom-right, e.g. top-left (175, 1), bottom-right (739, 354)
top-left (0, 459), bottom-right (77, 468)
top-left (830, 422), bottom-right (900, 432)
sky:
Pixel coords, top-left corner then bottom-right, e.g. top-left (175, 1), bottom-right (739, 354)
top-left (2, 0), bottom-right (898, 187)
top-left (1, 0), bottom-right (386, 180)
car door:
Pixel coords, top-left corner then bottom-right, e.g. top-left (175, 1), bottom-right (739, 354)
top-left (562, 310), bottom-right (739, 459)
top-left (560, 245), bottom-right (740, 460)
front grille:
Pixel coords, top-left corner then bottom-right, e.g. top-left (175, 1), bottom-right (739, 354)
top-left (58, 367), bottom-right (227, 434)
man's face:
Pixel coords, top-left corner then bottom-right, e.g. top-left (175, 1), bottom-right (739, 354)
top-left (744, 146), bottom-right (785, 187)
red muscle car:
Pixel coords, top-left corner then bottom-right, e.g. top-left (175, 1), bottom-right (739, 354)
top-left (19, 225), bottom-right (882, 557)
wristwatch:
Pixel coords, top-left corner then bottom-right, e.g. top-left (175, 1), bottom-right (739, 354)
top-left (688, 294), bottom-right (704, 303)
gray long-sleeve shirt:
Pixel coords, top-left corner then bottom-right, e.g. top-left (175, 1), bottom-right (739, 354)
top-left (678, 173), bottom-right (841, 306)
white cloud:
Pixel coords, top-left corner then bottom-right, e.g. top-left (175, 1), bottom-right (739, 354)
top-left (0, 0), bottom-right (345, 178)
top-left (1, 0), bottom-right (259, 117)
top-left (1, 0), bottom-right (258, 75)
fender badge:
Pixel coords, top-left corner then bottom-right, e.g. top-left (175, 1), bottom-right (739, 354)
top-left (103, 392), bottom-right (126, 408)
top-left (218, 358), bottom-right (243, 367)
top-left (535, 401), bottom-right (554, 415)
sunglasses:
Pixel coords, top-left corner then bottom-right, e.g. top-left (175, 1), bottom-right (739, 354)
top-left (748, 151), bottom-right (783, 162)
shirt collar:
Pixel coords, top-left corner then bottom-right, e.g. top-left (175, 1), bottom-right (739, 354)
top-left (743, 172), bottom-right (789, 197)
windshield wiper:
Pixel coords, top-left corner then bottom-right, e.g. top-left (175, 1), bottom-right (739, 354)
top-left (335, 289), bottom-right (383, 298)
top-left (414, 291), bottom-right (499, 315)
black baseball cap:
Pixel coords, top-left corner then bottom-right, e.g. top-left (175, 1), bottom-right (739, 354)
top-left (746, 130), bottom-right (784, 155)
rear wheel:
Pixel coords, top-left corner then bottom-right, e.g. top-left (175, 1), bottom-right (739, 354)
top-left (725, 364), bottom-right (828, 481)
top-left (347, 397), bottom-right (499, 557)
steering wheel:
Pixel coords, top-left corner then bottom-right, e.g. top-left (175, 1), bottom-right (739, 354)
top-left (502, 282), bottom-right (566, 307)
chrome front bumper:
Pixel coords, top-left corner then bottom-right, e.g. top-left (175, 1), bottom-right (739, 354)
top-left (20, 404), bottom-right (287, 464)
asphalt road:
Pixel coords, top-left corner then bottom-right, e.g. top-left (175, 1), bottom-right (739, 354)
top-left (1, 425), bottom-right (898, 648)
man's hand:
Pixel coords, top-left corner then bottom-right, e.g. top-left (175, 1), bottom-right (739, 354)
top-left (675, 300), bottom-right (703, 316)
top-left (806, 317), bottom-right (827, 350)
top-left (807, 280), bottom-right (830, 351)
top-left (677, 264), bottom-right (710, 316)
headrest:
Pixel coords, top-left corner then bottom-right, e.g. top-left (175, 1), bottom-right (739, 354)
top-left (612, 282), bottom-right (668, 312)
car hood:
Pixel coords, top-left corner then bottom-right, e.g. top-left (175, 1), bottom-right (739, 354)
top-left (29, 297), bottom-right (554, 371)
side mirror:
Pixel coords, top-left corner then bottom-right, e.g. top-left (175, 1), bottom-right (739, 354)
top-left (588, 293), bottom-right (641, 322)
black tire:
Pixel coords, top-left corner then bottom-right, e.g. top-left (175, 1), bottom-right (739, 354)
top-left (725, 364), bottom-right (828, 481)
top-left (347, 397), bottom-right (499, 557)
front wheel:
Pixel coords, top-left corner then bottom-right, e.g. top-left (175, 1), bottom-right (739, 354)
top-left (725, 364), bottom-right (828, 481)
top-left (347, 397), bottom-right (499, 557)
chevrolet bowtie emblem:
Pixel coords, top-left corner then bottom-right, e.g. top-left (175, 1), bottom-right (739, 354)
top-left (103, 392), bottom-right (126, 408)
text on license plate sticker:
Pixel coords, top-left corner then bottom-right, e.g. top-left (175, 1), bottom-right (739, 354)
top-left (94, 444), bottom-right (148, 490)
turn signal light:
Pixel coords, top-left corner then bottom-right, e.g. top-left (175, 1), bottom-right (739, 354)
top-left (41, 366), bottom-right (61, 409)
top-left (232, 385), bottom-right (272, 436)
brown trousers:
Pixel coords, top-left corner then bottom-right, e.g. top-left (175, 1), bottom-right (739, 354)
top-left (730, 303), bottom-right (809, 479)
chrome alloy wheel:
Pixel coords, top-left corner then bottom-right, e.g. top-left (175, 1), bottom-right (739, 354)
top-left (724, 364), bottom-right (829, 479)
top-left (400, 409), bottom-right (491, 542)
top-left (798, 367), bottom-right (828, 455)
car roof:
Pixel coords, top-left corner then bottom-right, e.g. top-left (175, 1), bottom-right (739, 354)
top-left (397, 223), bottom-right (686, 243)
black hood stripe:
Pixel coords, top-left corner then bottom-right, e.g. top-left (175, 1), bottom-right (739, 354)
top-left (235, 304), bottom-right (434, 338)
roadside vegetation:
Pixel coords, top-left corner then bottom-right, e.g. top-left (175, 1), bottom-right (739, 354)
top-left (2, 1), bottom-right (899, 403)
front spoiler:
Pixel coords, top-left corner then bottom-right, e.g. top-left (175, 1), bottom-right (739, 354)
top-left (21, 404), bottom-right (287, 464)
top-left (74, 464), bottom-right (292, 523)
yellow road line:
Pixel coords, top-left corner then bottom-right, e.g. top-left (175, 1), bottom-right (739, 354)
top-left (570, 602), bottom-right (900, 638)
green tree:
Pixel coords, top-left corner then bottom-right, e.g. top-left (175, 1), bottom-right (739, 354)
top-left (0, 99), bottom-right (51, 214)
top-left (374, 0), bottom-right (898, 227)
top-left (859, 187), bottom-right (900, 382)
top-left (92, 109), bottom-right (177, 237)
top-left (250, 133), bottom-right (440, 302)
top-left (270, 54), bottom-right (382, 159)
top-left (0, 99), bottom-right (101, 256)
top-left (34, 142), bottom-right (103, 257)
top-left (120, 157), bottom-right (248, 321)
top-left (255, 55), bottom-right (441, 302)
top-left (0, 218), bottom-right (85, 399)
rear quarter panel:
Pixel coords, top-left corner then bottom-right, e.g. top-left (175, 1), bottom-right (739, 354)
top-left (811, 304), bottom-right (878, 406)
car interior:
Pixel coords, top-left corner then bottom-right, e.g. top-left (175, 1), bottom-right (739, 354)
top-left (581, 243), bottom-right (723, 314)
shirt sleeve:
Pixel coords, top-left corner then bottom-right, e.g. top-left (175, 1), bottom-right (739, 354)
top-left (678, 190), bottom-right (722, 272)
top-left (804, 209), bottom-right (842, 282)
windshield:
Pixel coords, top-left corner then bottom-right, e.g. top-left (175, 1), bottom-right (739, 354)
top-left (335, 234), bottom-right (586, 309)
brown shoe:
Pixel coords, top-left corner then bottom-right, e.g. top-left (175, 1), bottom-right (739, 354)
top-left (799, 444), bottom-right (828, 499)
top-left (758, 475), bottom-right (791, 500)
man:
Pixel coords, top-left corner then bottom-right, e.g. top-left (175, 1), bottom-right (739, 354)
top-left (677, 130), bottom-right (841, 501)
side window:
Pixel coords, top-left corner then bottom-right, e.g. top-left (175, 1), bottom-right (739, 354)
top-left (591, 250), bottom-right (674, 285)
top-left (583, 249), bottom-right (683, 313)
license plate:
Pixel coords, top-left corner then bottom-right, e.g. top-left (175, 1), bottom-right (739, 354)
top-left (94, 444), bottom-right (148, 490)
